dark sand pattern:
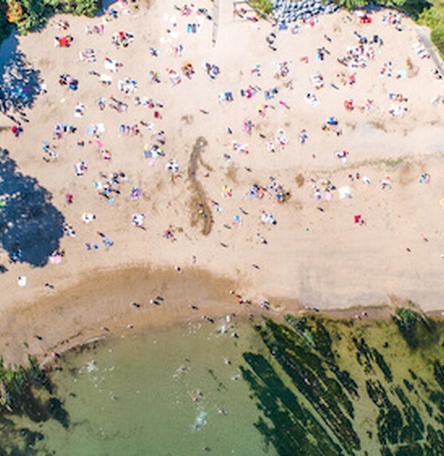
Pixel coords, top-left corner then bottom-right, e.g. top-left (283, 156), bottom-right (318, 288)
top-left (187, 137), bottom-right (214, 235)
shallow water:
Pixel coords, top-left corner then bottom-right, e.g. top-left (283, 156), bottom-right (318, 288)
top-left (7, 309), bottom-right (444, 455)
top-left (22, 317), bottom-right (278, 456)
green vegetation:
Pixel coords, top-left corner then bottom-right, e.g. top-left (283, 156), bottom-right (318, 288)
top-left (242, 309), bottom-right (444, 455)
top-left (0, 1), bottom-right (13, 44)
top-left (431, 23), bottom-right (444, 57)
top-left (249, 0), bottom-right (273, 15)
top-left (417, 0), bottom-right (444, 57)
top-left (0, 0), bottom-right (101, 45)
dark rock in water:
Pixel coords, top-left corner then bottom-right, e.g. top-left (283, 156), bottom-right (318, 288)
top-left (46, 398), bottom-right (69, 429)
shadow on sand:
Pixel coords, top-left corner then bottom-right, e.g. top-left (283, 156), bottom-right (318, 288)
top-left (0, 33), bottom-right (42, 114)
top-left (0, 149), bottom-right (64, 267)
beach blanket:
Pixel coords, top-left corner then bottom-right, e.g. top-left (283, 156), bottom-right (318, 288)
top-left (79, 49), bottom-right (96, 62)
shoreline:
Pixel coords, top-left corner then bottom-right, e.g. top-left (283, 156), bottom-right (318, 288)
top-left (35, 279), bottom-right (438, 370)
top-left (0, 264), bottom-right (273, 365)
top-left (0, 261), bottom-right (423, 367)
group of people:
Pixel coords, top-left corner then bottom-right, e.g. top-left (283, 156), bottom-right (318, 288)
top-left (4, 0), bottom-right (443, 354)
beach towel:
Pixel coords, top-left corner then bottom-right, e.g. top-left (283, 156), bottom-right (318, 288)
top-left (338, 187), bottom-right (352, 199)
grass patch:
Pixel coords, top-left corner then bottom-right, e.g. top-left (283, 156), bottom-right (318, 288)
top-left (248, 0), bottom-right (273, 15)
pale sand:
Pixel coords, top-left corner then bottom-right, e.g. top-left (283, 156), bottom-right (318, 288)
top-left (0, 0), bottom-right (444, 363)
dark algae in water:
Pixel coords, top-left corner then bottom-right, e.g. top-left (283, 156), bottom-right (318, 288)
top-left (241, 307), bottom-right (444, 455)
top-left (0, 355), bottom-right (69, 454)
top-left (241, 352), bottom-right (344, 455)
top-left (392, 305), bottom-right (441, 350)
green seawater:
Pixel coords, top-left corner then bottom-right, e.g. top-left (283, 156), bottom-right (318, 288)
top-left (15, 318), bottom-right (279, 456)
top-left (4, 307), bottom-right (444, 456)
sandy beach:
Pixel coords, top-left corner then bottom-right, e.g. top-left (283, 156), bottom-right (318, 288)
top-left (0, 0), bottom-right (444, 363)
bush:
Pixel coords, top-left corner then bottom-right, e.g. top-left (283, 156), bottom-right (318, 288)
top-left (48, 0), bottom-right (101, 17)
top-left (419, 4), bottom-right (443, 28)
top-left (249, 0), bottom-right (273, 15)
top-left (431, 23), bottom-right (444, 58)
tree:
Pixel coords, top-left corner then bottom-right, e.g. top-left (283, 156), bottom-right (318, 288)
top-left (5, 0), bottom-right (23, 23)
top-left (0, 0), bottom-right (13, 43)
top-left (0, 0), bottom-right (102, 42)
top-left (12, 0), bottom-right (48, 33)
